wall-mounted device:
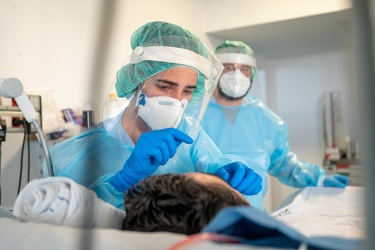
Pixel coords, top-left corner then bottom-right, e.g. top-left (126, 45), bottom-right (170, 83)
top-left (0, 78), bottom-right (53, 176)
top-left (0, 95), bottom-right (42, 134)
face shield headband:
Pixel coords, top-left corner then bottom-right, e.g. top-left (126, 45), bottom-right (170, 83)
top-left (130, 46), bottom-right (218, 79)
top-left (217, 53), bottom-right (257, 68)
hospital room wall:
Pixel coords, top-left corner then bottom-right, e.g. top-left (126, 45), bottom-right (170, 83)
top-left (0, 0), bottom-right (103, 113)
top-left (264, 50), bottom-right (354, 210)
top-left (202, 0), bottom-right (352, 32)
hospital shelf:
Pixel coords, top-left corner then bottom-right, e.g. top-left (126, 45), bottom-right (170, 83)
top-left (0, 94), bottom-right (42, 135)
top-left (323, 158), bottom-right (364, 186)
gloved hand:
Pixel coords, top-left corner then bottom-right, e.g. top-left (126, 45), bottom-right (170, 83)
top-left (323, 174), bottom-right (349, 188)
top-left (215, 162), bottom-right (262, 195)
top-left (110, 128), bottom-right (193, 192)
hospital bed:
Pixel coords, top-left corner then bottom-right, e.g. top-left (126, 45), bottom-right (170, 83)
top-left (0, 178), bottom-right (365, 250)
top-left (271, 185), bottom-right (365, 239)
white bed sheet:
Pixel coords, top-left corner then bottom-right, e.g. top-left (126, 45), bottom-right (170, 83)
top-left (271, 186), bottom-right (366, 239)
top-left (0, 217), bottom-right (187, 250)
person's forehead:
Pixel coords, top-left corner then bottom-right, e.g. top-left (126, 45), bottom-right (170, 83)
top-left (155, 66), bottom-right (197, 78)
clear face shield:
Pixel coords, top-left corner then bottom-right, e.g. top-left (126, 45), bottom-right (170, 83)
top-left (101, 44), bottom-right (223, 141)
top-left (247, 66), bottom-right (262, 101)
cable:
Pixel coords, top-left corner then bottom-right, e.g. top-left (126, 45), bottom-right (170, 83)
top-left (0, 118), bottom-right (6, 206)
top-left (17, 119), bottom-right (27, 195)
top-left (0, 141), bottom-right (2, 205)
top-left (26, 122), bottom-right (31, 183)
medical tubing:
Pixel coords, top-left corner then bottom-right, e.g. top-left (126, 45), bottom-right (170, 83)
top-left (31, 120), bottom-right (54, 176)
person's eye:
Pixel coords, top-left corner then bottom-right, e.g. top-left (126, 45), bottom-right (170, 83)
top-left (241, 66), bottom-right (251, 72)
top-left (224, 64), bottom-right (235, 71)
top-left (184, 89), bottom-right (193, 96)
top-left (158, 85), bottom-right (170, 91)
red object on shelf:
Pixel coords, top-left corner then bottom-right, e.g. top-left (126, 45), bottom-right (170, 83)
top-left (337, 164), bottom-right (350, 169)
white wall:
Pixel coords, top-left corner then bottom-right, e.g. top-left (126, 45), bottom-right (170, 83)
top-left (0, 0), bottom-right (102, 112)
top-left (202, 0), bottom-right (351, 32)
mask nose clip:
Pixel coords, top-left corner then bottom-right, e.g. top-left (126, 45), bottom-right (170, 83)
top-left (158, 98), bottom-right (188, 108)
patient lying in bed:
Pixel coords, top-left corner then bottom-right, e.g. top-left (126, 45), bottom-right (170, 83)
top-left (121, 173), bottom-right (365, 249)
top-left (9, 173), bottom-right (364, 249)
top-left (12, 172), bottom-right (249, 232)
top-left (122, 172), bottom-right (250, 235)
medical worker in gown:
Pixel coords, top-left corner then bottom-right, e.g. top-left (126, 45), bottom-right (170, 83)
top-left (44, 23), bottom-right (263, 210)
top-left (197, 41), bottom-right (349, 204)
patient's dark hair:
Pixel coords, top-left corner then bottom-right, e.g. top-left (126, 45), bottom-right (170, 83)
top-left (122, 173), bottom-right (249, 235)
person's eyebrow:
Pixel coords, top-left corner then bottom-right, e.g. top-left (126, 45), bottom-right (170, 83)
top-left (154, 79), bottom-right (197, 90)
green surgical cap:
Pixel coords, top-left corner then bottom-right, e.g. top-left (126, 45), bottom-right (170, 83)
top-left (214, 40), bottom-right (257, 81)
top-left (214, 40), bottom-right (254, 56)
top-left (115, 21), bottom-right (208, 100)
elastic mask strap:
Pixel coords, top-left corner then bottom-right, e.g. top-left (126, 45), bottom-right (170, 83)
top-left (130, 46), bottom-right (218, 79)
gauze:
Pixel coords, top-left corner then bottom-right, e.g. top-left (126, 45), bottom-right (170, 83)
top-left (219, 69), bottom-right (251, 98)
top-left (137, 93), bottom-right (188, 130)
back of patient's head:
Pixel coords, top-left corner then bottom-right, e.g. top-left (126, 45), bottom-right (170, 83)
top-left (122, 173), bottom-right (249, 235)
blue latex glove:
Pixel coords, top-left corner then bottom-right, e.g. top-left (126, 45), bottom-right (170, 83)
top-left (323, 174), bottom-right (349, 188)
top-left (215, 162), bottom-right (262, 195)
top-left (110, 128), bottom-right (193, 192)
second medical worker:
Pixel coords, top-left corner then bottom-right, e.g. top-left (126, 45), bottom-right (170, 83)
top-left (199, 40), bottom-right (349, 204)
top-left (44, 22), bottom-right (263, 210)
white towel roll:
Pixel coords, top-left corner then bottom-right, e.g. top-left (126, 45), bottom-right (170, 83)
top-left (13, 177), bottom-right (126, 229)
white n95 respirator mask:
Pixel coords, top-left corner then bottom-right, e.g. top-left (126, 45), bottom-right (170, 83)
top-left (137, 93), bottom-right (188, 130)
top-left (219, 69), bottom-right (251, 98)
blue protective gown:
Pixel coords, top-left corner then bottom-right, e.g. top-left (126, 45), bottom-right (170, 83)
top-left (44, 110), bottom-right (264, 210)
top-left (200, 96), bottom-right (325, 199)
